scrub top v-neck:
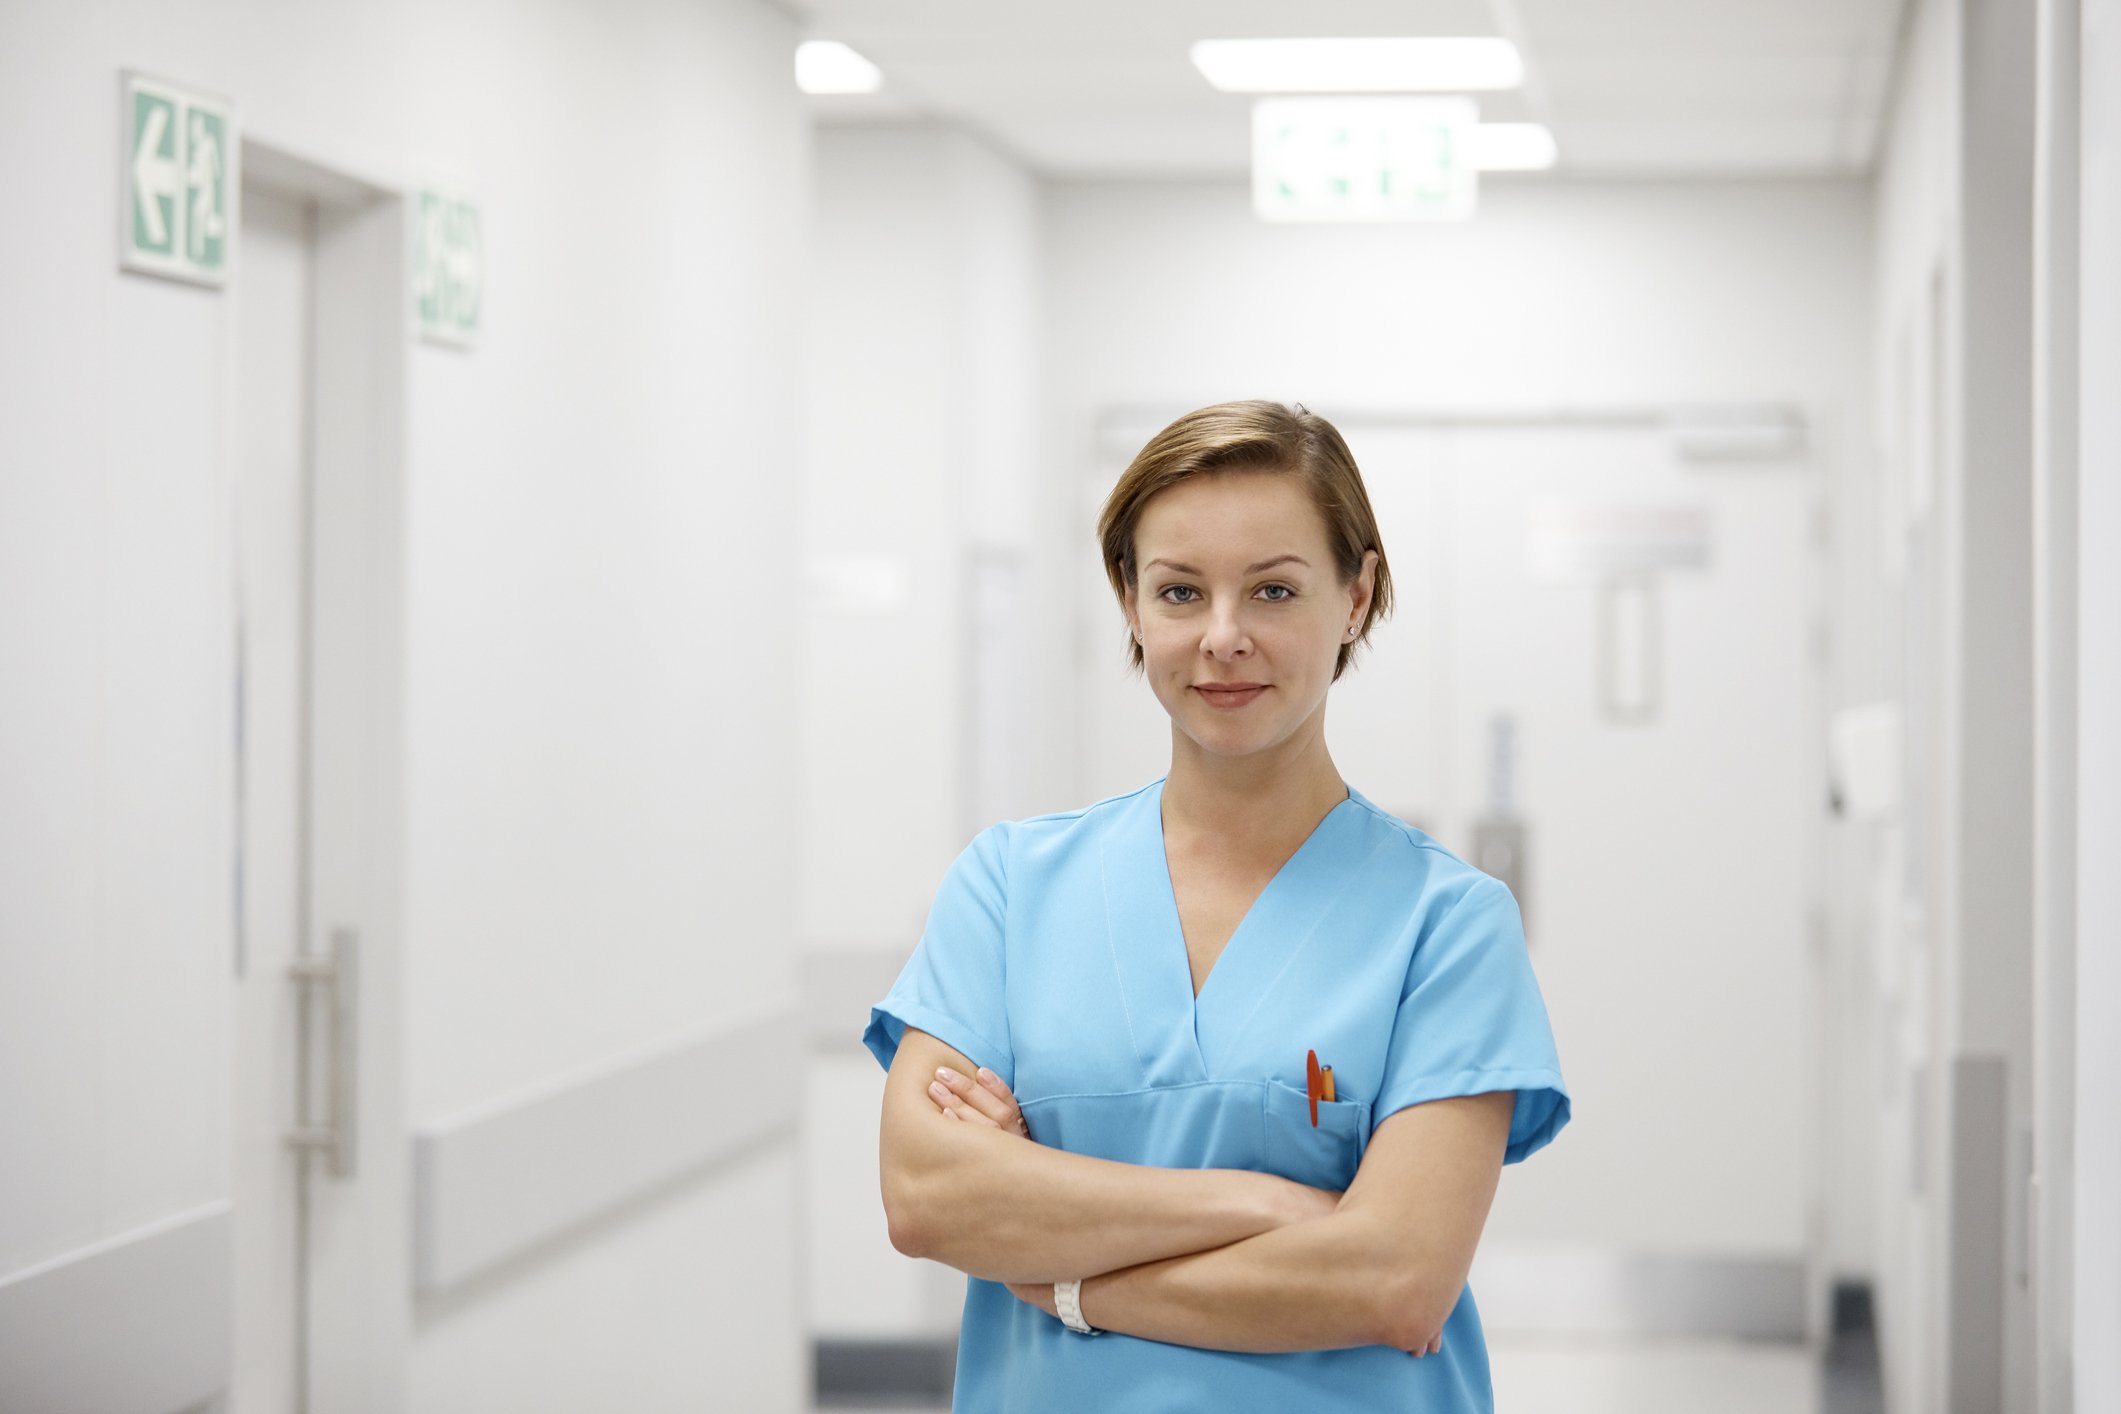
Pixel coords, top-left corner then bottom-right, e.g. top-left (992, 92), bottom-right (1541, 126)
top-left (864, 776), bottom-right (1572, 1414)
top-left (1102, 780), bottom-right (1375, 1093)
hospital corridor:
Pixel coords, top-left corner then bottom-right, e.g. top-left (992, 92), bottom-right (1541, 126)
top-left (1, 0), bottom-right (2115, 1411)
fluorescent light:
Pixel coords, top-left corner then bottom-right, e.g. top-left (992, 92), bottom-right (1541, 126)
top-left (795, 40), bottom-right (881, 95)
top-left (1470, 123), bottom-right (1557, 170)
top-left (1192, 37), bottom-right (1523, 93)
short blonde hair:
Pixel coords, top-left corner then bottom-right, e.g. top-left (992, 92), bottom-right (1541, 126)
top-left (1097, 400), bottom-right (1393, 681)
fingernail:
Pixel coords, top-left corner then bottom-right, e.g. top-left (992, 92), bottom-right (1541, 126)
top-left (977, 1067), bottom-right (996, 1083)
top-left (936, 1067), bottom-right (957, 1082)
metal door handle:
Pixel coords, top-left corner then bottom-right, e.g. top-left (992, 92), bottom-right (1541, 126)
top-left (287, 926), bottom-right (359, 1178)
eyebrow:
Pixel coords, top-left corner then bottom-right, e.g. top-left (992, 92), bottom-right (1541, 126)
top-left (1144, 555), bottom-right (1310, 576)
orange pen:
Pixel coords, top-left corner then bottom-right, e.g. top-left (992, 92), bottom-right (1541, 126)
top-left (1304, 1050), bottom-right (1338, 1123)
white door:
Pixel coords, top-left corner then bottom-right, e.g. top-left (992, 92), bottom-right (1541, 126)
top-left (231, 179), bottom-right (313, 1412)
top-left (0, 160), bottom-right (400, 1414)
top-left (232, 174), bottom-right (402, 1413)
top-left (1334, 422), bottom-right (1823, 1325)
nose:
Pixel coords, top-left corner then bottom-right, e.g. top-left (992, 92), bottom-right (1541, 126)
top-left (1199, 602), bottom-right (1252, 659)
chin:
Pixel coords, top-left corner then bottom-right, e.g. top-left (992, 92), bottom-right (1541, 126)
top-left (1182, 719), bottom-right (1276, 757)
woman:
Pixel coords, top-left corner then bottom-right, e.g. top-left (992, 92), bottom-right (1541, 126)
top-left (864, 400), bottom-right (1570, 1412)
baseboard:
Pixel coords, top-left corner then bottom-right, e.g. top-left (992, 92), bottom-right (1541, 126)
top-left (1822, 1278), bottom-right (1886, 1414)
top-left (814, 1337), bottom-right (956, 1407)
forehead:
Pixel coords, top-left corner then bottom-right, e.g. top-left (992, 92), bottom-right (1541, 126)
top-left (1135, 471), bottom-right (1328, 559)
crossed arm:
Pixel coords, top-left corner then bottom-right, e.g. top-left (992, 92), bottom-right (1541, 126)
top-left (877, 1027), bottom-right (1514, 1356)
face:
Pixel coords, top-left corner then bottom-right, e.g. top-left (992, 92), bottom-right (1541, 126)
top-left (1125, 470), bottom-right (1376, 762)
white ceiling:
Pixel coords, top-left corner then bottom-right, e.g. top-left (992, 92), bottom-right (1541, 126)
top-left (782, 0), bottom-right (1909, 179)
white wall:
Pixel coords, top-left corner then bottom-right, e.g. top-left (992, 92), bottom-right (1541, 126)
top-left (399, 0), bottom-right (809, 1128)
top-left (797, 122), bottom-right (1056, 1339)
top-left (0, 2), bottom-right (811, 1409)
top-left (395, 4), bottom-right (810, 1408)
top-left (797, 122), bottom-right (1055, 952)
top-left (1864, 1), bottom-right (2062, 1409)
top-left (2032, 3), bottom-right (2085, 1410)
top-left (0, 0), bottom-right (239, 1283)
top-left (1853, 4), bottom-right (1958, 1407)
top-left (2072, 1), bottom-right (2121, 1406)
top-left (1044, 177), bottom-right (1873, 1298)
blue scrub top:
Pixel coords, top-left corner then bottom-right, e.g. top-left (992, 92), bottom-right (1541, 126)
top-left (863, 777), bottom-right (1571, 1413)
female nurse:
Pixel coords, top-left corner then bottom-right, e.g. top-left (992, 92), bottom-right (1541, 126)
top-left (864, 399), bottom-right (1571, 1412)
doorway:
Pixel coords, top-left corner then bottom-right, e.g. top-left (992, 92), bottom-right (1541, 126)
top-left (230, 144), bottom-right (409, 1413)
top-left (232, 174), bottom-right (313, 1413)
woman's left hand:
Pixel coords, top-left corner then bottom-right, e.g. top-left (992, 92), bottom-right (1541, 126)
top-left (926, 1064), bottom-right (1032, 1139)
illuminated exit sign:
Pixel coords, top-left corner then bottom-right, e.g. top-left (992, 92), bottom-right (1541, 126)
top-left (1252, 97), bottom-right (1478, 223)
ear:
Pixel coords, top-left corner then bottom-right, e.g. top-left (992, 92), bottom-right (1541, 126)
top-left (1350, 549), bottom-right (1379, 624)
top-left (1122, 582), bottom-right (1139, 637)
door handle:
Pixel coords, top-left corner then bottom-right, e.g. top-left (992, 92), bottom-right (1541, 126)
top-left (287, 926), bottom-right (359, 1179)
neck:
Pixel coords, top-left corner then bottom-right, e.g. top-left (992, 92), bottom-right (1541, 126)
top-left (1160, 710), bottom-right (1347, 852)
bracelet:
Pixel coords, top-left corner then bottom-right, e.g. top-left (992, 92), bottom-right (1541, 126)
top-left (1055, 1278), bottom-right (1102, 1335)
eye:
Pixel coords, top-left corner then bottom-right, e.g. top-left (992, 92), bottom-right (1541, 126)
top-left (1258, 584), bottom-right (1295, 602)
top-left (1157, 585), bottom-right (1199, 604)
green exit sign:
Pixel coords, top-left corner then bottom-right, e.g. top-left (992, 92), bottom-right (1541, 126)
top-left (120, 72), bottom-right (235, 285)
top-left (1252, 97), bottom-right (1478, 224)
top-left (416, 189), bottom-right (483, 347)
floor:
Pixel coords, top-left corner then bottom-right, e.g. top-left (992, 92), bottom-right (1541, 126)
top-left (1491, 1334), bottom-right (1825, 1412)
top-left (816, 1330), bottom-right (1881, 1413)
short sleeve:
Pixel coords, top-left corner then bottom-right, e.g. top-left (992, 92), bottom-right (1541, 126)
top-left (1373, 875), bottom-right (1571, 1164)
top-left (860, 824), bottom-right (1015, 1087)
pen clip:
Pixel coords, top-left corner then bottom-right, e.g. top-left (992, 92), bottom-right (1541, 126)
top-left (1306, 1048), bottom-right (1321, 1127)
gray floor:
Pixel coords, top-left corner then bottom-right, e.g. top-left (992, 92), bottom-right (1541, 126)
top-left (816, 1328), bottom-right (1887, 1413)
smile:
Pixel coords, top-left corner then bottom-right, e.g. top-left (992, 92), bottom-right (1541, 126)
top-left (1194, 685), bottom-right (1267, 709)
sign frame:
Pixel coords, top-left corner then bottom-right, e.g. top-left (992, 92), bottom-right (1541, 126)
top-left (119, 70), bottom-right (238, 287)
top-left (414, 186), bottom-right (484, 349)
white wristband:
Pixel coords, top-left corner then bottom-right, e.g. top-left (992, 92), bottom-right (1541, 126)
top-left (1055, 1278), bottom-right (1101, 1335)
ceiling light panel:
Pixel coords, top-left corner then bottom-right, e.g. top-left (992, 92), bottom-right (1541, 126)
top-left (1469, 123), bottom-right (1557, 170)
top-left (796, 41), bottom-right (883, 95)
top-left (1192, 37), bottom-right (1523, 93)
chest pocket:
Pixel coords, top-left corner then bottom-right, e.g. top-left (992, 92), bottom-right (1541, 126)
top-left (1018, 1080), bottom-right (1373, 1193)
top-left (1261, 1080), bottom-right (1372, 1191)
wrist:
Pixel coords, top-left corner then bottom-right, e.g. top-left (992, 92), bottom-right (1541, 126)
top-left (1055, 1276), bottom-right (1103, 1335)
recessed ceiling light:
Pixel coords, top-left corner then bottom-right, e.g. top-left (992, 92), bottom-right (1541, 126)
top-left (1191, 37), bottom-right (1523, 93)
top-left (796, 40), bottom-right (882, 95)
top-left (1470, 123), bottom-right (1558, 170)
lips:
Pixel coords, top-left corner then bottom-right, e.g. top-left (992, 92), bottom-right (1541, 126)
top-left (1195, 684), bottom-right (1267, 709)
